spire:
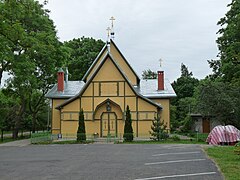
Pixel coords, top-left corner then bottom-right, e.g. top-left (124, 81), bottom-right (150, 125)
top-left (110, 16), bottom-right (115, 40)
top-left (106, 27), bottom-right (111, 52)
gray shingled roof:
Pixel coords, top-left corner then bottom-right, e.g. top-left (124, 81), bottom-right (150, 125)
top-left (135, 79), bottom-right (177, 98)
top-left (45, 81), bottom-right (85, 98)
top-left (46, 78), bottom-right (176, 99)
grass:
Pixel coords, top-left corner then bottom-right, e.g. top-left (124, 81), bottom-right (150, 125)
top-left (32, 140), bottom-right (94, 145)
top-left (0, 135), bottom-right (30, 144)
top-left (205, 146), bottom-right (240, 180)
top-left (118, 139), bottom-right (207, 144)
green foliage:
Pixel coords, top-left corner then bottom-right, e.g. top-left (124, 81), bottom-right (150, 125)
top-left (181, 115), bottom-right (194, 132)
top-left (0, 0), bottom-right (67, 138)
top-left (142, 69), bottom-right (157, 79)
top-left (170, 105), bottom-right (178, 130)
top-left (149, 116), bottom-right (168, 141)
top-left (123, 105), bottom-right (134, 142)
top-left (180, 63), bottom-right (193, 77)
top-left (215, 0), bottom-right (240, 85)
top-left (171, 135), bottom-right (180, 141)
top-left (196, 79), bottom-right (240, 128)
top-left (172, 65), bottom-right (199, 101)
top-left (63, 37), bottom-right (105, 80)
top-left (171, 64), bottom-right (199, 131)
top-left (77, 108), bottom-right (86, 142)
top-left (235, 142), bottom-right (240, 147)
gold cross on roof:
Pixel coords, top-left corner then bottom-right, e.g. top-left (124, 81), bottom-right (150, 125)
top-left (106, 27), bottom-right (111, 37)
top-left (110, 16), bottom-right (115, 28)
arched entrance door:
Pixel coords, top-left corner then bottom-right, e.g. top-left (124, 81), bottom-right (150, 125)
top-left (101, 112), bottom-right (117, 137)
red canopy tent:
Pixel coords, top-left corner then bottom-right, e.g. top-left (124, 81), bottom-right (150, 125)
top-left (206, 125), bottom-right (240, 145)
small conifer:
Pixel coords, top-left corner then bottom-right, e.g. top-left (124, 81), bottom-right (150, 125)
top-left (77, 108), bottom-right (86, 142)
top-left (123, 105), bottom-right (134, 142)
top-left (149, 116), bottom-right (168, 141)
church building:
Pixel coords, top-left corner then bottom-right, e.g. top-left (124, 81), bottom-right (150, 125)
top-left (46, 39), bottom-right (176, 138)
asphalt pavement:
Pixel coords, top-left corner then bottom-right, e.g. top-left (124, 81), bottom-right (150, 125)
top-left (0, 144), bottom-right (223, 180)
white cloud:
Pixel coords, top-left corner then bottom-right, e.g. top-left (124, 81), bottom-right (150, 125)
top-left (40, 0), bottom-right (231, 82)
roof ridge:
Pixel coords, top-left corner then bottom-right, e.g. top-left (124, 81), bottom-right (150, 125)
top-left (56, 53), bottom-right (161, 109)
top-left (82, 43), bottom-right (107, 81)
top-left (110, 39), bottom-right (140, 84)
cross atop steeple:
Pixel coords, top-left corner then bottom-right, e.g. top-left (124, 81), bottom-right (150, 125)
top-left (110, 16), bottom-right (115, 28)
top-left (106, 27), bottom-right (111, 51)
top-left (106, 27), bottom-right (111, 38)
top-left (109, 16), bottom-right (115, 39)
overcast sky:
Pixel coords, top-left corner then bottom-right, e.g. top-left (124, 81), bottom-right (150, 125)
top-left (41, 0), bottom-right (231, 82)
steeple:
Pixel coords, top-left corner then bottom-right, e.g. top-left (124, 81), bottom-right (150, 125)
top-left (110, 16), bottom-right (115, 40)
top-left (106, 27), bottom-right (111, 52)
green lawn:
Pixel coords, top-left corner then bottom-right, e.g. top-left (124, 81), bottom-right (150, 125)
top-left (119, 139), bottom-right (207, 144)
top-left (0, 135), bottom-right (30, 144)
top-left (205, 146), bottom-right (240, 180)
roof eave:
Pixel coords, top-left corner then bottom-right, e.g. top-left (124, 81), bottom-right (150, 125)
top-left (145, 94), bottom-right (177, 99)
top-left (82, 44), bottom-right (107, 82)
top-left (110, 39), bottom-right (140, 84)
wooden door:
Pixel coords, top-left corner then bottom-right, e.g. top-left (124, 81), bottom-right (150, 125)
top-left (101, 113), bottom-right (116, 137)
top-left (202, 118), bottom-right (210, 133)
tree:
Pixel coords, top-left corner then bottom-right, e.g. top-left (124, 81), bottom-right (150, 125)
top-left (214, 0), bottom-right (240, 85)
top-left (77, 108), bottom-right (86, 142)
top-left (142, 69), bottom-right (157, 79)
top-left (196, 79), bottom-right (240, 128)
top-left (171, 63), bottom-right (199, 131)
top-left (123, 105), bottom-right (133, 142)
top-left (0, 90), bottom-right (13, 141)
top-left (63, 37), bottom-right (105, 80)
top-left (149, 116), bottom-right (168, 141)
top-left (172, 63), bottom-right (199, 101)
top-left (0, 0), bottom-right (67, 138)
top-left (180, 63), bottom-right (193, 77)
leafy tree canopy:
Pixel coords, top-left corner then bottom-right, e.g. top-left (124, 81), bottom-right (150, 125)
top-left (142, 69), bottom-right (157, 79)
top-left (0, 0), bottom-right (67, 137)
top-left (63, 37), bottom-right (105, 80)
top-left (212, 0), bottom-right (240, 85)
top-left (195, 79), bottom-right (240, 128)
top-left (172, 63), bottom-right (199, 101)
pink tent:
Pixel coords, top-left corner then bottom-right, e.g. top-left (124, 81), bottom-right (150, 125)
top-left (206, 125), bottom-right (240, 145)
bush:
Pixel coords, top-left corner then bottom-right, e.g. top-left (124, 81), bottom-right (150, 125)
top-left (171, 135), bottom-right (180, 141)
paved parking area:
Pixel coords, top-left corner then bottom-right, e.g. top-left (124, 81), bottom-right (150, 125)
top-left (0, 144), bottom-right (223, 180)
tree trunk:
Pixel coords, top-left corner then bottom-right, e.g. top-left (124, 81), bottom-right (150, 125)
top-left (1, 130), bottom-right (3, 142)
top-left (32, 113), bottom-right (37, 133)
top-left (12, 98), bottom-right (26, 139)
top-left (13, 127), bottom-right (19, 139)
top-left (0, 69), bottom-right (3, 86)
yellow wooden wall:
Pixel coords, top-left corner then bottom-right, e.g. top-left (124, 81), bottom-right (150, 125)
top-left (152, 99), bottom-right (170, 130)
top-left (110, 43), bottom-right (138, 85)
top-left (51, 99), bottom-right (65, 134)
top-left (51, 55), bottom-right (171, 137)
top-left (86, 42), bottom-right (138, 86)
